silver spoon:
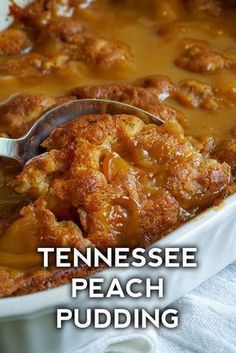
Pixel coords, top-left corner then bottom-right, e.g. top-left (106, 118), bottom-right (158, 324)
top-left (0, 99), bottom-right (164, 166)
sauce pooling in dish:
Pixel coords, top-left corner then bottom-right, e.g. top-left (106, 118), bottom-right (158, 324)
top-left (0, 0), bottom-right (235, 297)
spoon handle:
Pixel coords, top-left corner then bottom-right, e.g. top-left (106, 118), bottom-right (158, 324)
top-left (0, 138), bottom-right (23, 165)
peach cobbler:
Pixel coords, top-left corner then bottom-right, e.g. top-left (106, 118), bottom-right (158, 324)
top-left (0, 0), bottom-right (236, 297)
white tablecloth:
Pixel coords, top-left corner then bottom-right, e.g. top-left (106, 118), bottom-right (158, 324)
top-left (73, 261), bottom-right (236, 353)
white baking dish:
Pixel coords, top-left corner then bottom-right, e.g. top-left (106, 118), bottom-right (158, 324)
top-left (0, 193), bottom-right (235, 353)
top-left (0, 3), bottom-right (236, 351)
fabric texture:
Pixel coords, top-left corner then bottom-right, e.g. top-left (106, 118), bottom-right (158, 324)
top-left (71, 261), bottom-right (236, 353)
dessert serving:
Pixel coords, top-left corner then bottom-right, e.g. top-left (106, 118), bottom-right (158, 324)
top-left (0, 0), bottom-right (236, 297)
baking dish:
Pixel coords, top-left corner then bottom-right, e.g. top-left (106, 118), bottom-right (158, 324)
top-left (0, 193), bottom-right (235, 353)
top-left (0, 1), bottom-right (236, 352)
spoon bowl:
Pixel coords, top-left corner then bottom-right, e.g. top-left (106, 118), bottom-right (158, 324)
top-left (0, 99), bottom-right (164, 166)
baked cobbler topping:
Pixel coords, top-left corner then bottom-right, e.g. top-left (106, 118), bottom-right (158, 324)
top-left (0, 0), bottom-right (236, 297)
top-left (12, 114), bottom-right (230, 249)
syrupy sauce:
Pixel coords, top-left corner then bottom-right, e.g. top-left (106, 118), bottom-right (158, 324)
top-left (1, 1), bottom-right (236, 137)
top-left (0, 0), bottom-right (236, 273)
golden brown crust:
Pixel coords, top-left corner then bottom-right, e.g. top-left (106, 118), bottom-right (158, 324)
top-left (1, 2), bottom-right (133, 74)
top-left (47, 17), bottom-right (88, 42)
top-left (140, 189), bottom-right (179, 245)
top-left (10, 0), bottom-right (51, 23)
top-left (174, 78), bottom-right (236, 110)
top-left (0, 52), bottom-right (72, 76)
top-left (155, 155), bottom-right (231, 209)
top-left (175, 44), bottom-right (232, 74)
top-left (80, 38), bottom-right (133, 68)
top-left (183, 0), bottom-right (223, 17)
top-left (0, 94), bottom-right (74, 138)
top-left (0, 265), bottom-right (100, 297)
top-left (213, 139), bottom-right (236, 176)
top-left (184, 0), bottom-right (236, 17)
top-left (176, 79), bottom-right (220, 110)
top-left (10, 0), bottom-right (78, 26)
top-left (0, 268), bottom-right (25, 297)
top-left (43, 113), bottom-right (118, 149)
top-left (189, 135), bottom-right (217, 157)
top-left (21, 199), bottom-right (92, 250)
top-left (0, 29), bottom-right (32, 55)
top-left (12, 266), bottom-right (101, 296)
top-left (11, 114), bottom-right (230, 266)
top-left (134, 75), bottom-right (175, 101)
top-left (70, 75), bottom-right (236, 117)
top-left (0, 98), bottom-right (232, 297)
top-left (70, 83), bottom-right (185, 124)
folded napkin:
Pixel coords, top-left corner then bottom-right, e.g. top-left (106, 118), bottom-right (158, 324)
top-left (70, 331), bottom-right (156, 353)
top-left (69, 261), bottom-right (236, 353)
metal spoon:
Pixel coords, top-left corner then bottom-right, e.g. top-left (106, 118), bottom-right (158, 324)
top-left (0, 99), bottom-right (163, 166)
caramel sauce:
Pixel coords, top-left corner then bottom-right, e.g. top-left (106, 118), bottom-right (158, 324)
top-left (0, 0), bottom-right (236, 274)
top-left (1, 2), bottom-right (236, 138)
top-left (0, 217), bottom-right (41, 268)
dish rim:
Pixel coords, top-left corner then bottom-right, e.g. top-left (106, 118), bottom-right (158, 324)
top-left (0, 192), bottom-right (235, 319)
